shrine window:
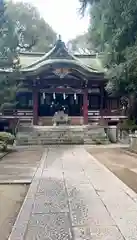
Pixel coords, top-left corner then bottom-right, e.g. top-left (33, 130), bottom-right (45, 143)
top-left (106, 98), bottom-right (119, 109)
top-left (88, 87), bottom-right (100, 94)
top-left (20, 96), bottom-right (26, 107)
top-left (16, 92), bottom-right (32, 109)
top-left (88, 95), bottom-right (101, 109)
top-left (46, 95), bottom-right (51, 105)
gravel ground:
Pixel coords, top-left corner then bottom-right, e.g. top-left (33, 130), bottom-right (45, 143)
top-left (0, 184), bottom-right (28, 240)
top-left (0, 146), bottom-right (44, 183)
top-left (87, 147), bottom-right (137, 193)
top-left (0, 146), bottom-right (44, 239)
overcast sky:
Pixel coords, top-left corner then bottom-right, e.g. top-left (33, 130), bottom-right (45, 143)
top-left (13, 0), bottom-right (90, 42)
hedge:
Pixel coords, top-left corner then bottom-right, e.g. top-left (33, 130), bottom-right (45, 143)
top-left (0, 132), bottom-right (15, 151)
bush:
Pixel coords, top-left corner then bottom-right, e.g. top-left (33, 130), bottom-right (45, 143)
top-left (0, 132), bottom-right (15, 151)
top-left (120, 119), bottom-right (137, 132)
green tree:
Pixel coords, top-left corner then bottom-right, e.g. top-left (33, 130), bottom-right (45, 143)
top-left (6, 1), bottom-right (56, 52)
top-left (68, 33), bottom-right (94, 54)
top-left (0, 0), bottom-right (19, 110)
top-left (80, 0), bottom-right (137, 119)
top-left (0, 0), bottom-right (56, 110)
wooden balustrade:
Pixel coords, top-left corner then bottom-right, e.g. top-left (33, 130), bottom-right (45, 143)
top-left (0, 109), bottom-right (33, 117)
top-left (0, 108), bottom-right (127, 125)
top-left (101, 109), bottom-right (124, 116)
top-left (88, 109), bottom-right (127, 118)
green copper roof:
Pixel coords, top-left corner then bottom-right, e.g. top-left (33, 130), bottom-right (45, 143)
top-left (0, 40), bottom-right (105, 77)
top-left (19, 54), bottom-right (104, 72)
top-left (21, 59), bottom-right (101, 75)
top-left (19, 40), bottom-right (105, 73)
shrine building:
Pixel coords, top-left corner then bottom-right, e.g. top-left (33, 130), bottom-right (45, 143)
top-left (0, 39), bottom-right (127, 130)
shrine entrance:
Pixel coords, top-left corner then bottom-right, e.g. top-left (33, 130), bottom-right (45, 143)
top-left (14, 38), bottom-right (105, 126)
top-left (38, 92), bottom-right (83, 117)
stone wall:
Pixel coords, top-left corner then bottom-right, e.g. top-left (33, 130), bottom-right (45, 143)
top-left (70, 117), bottom-right (83, 125)
top-left (38, 116), bottom-right (84, 126)
top-left (39, 117), bottom-right (52, 126)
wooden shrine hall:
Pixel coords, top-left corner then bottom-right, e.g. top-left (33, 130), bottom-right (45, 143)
top-left (0, 38), bottom-right (127, 128)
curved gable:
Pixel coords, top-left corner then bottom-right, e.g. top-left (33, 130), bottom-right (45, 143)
top-left (20, 39), bottom-right (104, 77)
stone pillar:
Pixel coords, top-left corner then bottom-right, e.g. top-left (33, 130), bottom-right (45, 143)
top-left (33, 89), bottom-right (38, 125)
top-left (83, 89), bottom-right (88, 125)
top-left (107, 126), bottom-right (118, 143)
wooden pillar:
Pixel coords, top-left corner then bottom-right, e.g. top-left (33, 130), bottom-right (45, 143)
top-left (33, 89), bottom-right (38, 125)
top-left (83, 89), bottom-right (88, 125)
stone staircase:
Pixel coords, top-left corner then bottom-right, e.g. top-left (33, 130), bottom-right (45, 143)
top-left (16, 123), bottom-right (109, 145)
top-left (16, 125), bottom-right (85, 145)
top-left (18, 119), bottom-right (33, 132)
top-left (84, 125), bottom-right (109, 144)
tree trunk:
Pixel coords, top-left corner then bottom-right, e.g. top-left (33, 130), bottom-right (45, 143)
top-left (128, 94), bottom-right (137, 120)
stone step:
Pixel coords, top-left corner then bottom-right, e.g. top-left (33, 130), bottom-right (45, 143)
top-left (16, 140), bottom-right (84, 145)
top-left (17, 138), bottom-right (81, 141)
top-left (17, 134), bottom-right (84, 137)
top-left (16, 125), bottom-right (109, 146)
top-left (17, 134), bottom-right (84, 138)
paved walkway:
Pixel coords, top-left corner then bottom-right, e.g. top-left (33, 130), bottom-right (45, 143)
top-left (9, 146), bottom-right (137, 240)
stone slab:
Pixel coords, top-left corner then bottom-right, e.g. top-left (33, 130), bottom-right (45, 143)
top-left (33, 178), bottom-right (69, 213)
top-left (66, 183), bottom-right (98, 199)
top-left (69, 197), bottom-right (115, 227)
top-left (25, 213), bottom-right (72, 240)
top-left (73, 226), bottom-right (125, 240)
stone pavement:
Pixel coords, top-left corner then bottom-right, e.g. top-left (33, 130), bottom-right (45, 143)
top-left (9, 146), bottom-right (137, 240)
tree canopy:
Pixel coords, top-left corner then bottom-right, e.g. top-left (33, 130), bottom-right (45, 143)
top-left (80, 0), bottom-right (137, 98)
top-left (68, 33), bottom-right (94, 54)
top-left (0, 0), bottom-right (56, 109)
top-left (79, 0), bottom-right (137, 119)
top-left (6, 1), bottom-right (56, 53)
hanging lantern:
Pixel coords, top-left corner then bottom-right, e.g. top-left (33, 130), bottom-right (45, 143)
top-left (53, 92), bottom-right (56, 99)
top-left (63, 93), bottom-right (66, 100)
top-left (74, 93), bottom-right (77, 100)
top-left (42, 92), bottom-right (46, 99)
